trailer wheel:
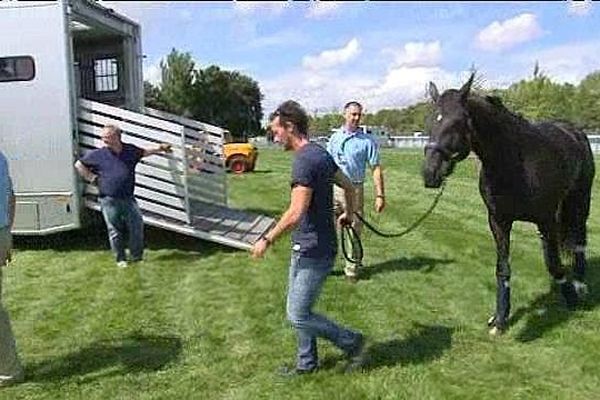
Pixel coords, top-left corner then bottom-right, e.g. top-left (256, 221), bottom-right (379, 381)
top-left (229, 156), bottom-right (248, 174)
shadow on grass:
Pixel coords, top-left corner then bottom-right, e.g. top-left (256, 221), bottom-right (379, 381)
top-left (364, 324), bottom-right (453, 370)
top-left (13, 213), bottom-right (237, 257)
top-left (27, 334), bottom-right (182, 382)
top-left (357, 256), bottom-right (455, 279)
top-left (510, 256), bottom-right (600, 343)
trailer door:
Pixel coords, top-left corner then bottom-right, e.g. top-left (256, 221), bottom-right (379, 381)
top-left (0, 1), bottom-right (81, 233)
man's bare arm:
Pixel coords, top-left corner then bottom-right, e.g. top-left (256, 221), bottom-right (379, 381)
top-left (142, 143), bottom-right (172, 158)
top-left (263, 185), bottom-right (312, 243)
top-left (74, 160), bottom-right (97, 183)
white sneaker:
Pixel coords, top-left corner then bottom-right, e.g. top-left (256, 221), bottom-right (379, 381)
top-left (117, 261), bottom-right (128, 269)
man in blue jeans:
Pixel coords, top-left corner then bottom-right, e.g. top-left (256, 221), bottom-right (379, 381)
top-left (0, 150), bottom-right (24, 387)
top-left (252, 100), bottom-right (366, 375)
top-left (75, 125), bottom-right (172, 268)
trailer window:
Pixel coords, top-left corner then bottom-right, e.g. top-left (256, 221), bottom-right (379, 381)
top-left (0, 56), bottom-right (35, 82)
top-left (94, 58), bottom-right (119, 92)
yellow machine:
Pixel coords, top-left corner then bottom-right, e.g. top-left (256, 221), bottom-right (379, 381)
top-left (223, 131), bottom-right (258, 174)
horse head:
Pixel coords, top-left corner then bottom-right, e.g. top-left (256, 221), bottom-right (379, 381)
top-left (422, 73), bottom-right (476, 188)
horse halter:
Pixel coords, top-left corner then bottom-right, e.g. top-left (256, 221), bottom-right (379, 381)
top-left (424, 115), bottom-right (474, 162)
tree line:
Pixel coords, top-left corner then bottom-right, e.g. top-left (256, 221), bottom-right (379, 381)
top-left (145, 50), bottom-right (600, 139)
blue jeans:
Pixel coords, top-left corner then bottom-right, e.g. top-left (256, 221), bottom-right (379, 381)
top-left (99, 197), bottom-right (144, 262)
top-left (286, 252), bottom-right (362, 371)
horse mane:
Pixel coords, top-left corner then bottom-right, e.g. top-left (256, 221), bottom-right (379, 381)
top-left (468, 93), bottom-right (533, 134)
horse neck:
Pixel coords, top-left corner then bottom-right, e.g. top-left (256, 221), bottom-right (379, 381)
top-left (467, 98), bottom-right (526, 168)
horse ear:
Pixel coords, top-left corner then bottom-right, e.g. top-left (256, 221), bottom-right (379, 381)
top-left (428, 81), bottom-right (439, 102)
top-left (460, 72), bottom-right (475, 99)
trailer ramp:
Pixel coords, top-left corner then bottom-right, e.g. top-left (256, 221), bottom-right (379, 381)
top-left (77, 98), bottom-right (274, 250)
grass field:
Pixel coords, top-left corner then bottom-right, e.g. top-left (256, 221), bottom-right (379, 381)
top-left (3, 148), bottom-right (600, 400)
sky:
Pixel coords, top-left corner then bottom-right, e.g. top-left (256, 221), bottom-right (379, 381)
top-left (102, 0), bottom-right (598, 115)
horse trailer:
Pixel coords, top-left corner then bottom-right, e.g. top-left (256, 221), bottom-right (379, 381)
top-left (0, 0), bottom-right (274, 250)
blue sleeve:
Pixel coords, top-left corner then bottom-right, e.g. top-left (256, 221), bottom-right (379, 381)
top-left (79, 149), bottom-right (99, 168)
top-left (367, 138), bottom-right (380, 167)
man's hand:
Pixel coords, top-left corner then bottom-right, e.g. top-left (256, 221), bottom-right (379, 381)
top-left (337, 212), bottom-right (353, 228)
top-left (251, 237), bottom-right (269, 259)
top-left (159, 143), bottom-right (172, 153)
top-left (375, 196), bottom-right (385, 213)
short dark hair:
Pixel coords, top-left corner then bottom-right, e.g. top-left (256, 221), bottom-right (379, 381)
top-left (272, 100), bottom-right (309, 137)
top-left (344, 101), bottom-right (363, 111)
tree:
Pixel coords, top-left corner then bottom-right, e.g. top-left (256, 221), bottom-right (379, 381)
top-left (143, 49), bottom-right (264, 140)
top-left (574, 71), bottom-right (600, 131)
top-left (499, 65), bottom-right (578, 123)
top-left (159, 48), bottom-right (196, 115)
top-left (192, 66), bottom-right (263, 140)
top-left (143, 81), bottom-right (167, 110)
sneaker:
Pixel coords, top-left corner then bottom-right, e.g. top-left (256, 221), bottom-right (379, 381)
top-left (277, 364), bottom-right (317, 377)
top-left (116, 261), bottom-right (128, 269)
top-left (0, 371), bottom-right (24, 388)
top-left (344, 334), bottom-right (367, 373)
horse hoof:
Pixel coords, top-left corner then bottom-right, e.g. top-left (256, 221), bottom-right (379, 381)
top-left (573, 280), bottom-right (588, 297)
top-left (489, 326), bottom-right (505, 336)
top-left (560, 282), bottom-right (579, 309)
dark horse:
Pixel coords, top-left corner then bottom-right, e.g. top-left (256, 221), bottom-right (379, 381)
top-left (423, 73), bottom-right (595, 334)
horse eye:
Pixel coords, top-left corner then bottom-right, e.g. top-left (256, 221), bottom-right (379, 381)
top-left (436, 114), bottom-right (443, 122)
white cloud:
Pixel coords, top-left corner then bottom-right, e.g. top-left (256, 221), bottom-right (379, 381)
top-left (143, 59), bottom-right (163, 86)
top-left (233, 1), bottom-right (289, 16)
top-left (302, 38), bottom-right (361, 70)
top-left (384, 41), bottom-right (442, 68)
top-left (515, 41), bottom-right (600, 83)
top-left (475, 13), bottom-right (544, 52)
top-left (306, 1), bottom-right (340, 19)
top-left (262, 40), bottom-right (466, 115)
top-left (567, 0), bottom-right (593, 16)
top-left (261, 69), bottom-right (377, 115)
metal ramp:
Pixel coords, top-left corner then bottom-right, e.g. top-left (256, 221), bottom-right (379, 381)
top-left (77, 98), bottom-right (275, 250)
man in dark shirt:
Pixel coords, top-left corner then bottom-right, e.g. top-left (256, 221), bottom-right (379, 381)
top-left (252, 101), bottom-right (366, 375)
top-left (75, 125), bottom-right (171, 268)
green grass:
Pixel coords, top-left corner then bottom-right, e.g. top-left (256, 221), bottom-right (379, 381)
top-left (3, 148), bottom-right (600, 399)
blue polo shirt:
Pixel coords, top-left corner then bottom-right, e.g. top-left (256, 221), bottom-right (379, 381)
top-left (327, 126), bottom-right (380, 184)
top-left (79, 144), bottom-right (143, 199)
top-left (0, 151), bottom-right (13, 228)
top-left (291, 143), bottom-right (339, 258)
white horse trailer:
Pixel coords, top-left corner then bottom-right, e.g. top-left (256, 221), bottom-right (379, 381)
top-left (0, 0), bottom-right (274, 250)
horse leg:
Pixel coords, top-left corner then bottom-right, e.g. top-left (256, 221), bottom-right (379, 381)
top-left (564, 183), bottom-right (592, 296)
top-left (539, 222), bottom-right (578, 309)
top-left (487, 215), bottom-right (512, 335)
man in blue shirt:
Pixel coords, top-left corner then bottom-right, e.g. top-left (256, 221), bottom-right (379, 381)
top-left (75, 125), bottom-right (172, 268)
top-left (0, 150), bottom-right (23, 387)
top-left (327, 101), bottom-right (386, 282)
top-left (252, 100), bottom-right (366, 375)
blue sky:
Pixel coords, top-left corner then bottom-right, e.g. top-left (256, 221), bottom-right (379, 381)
top-left (103, 1), bottom-right (598, 115)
